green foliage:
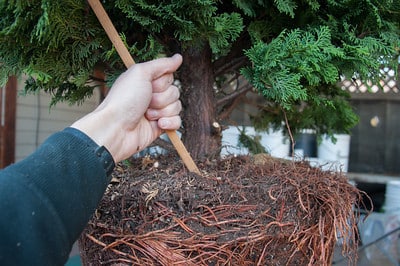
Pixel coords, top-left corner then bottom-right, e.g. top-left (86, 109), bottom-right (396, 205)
top-left (232, 0), bottom-right (259, 17)
top-left (243, 25), bottom-right (362, 136)
top-left (0, 0), bottom-right (244, 104)
top-left (208, 13), bottom-right (243, 55)
top-left (241, 0), bottom-right (399, 137)
top-left (274, 0), bottom-right (297, 18)
top-left (0, 0), bottom-right (107, 104)
top-left (242, 26), bottom-right (344, 109)
top-left (0, 0), bottom-right (399, 140)
top-left (114, 0), bottom-right (242, 54)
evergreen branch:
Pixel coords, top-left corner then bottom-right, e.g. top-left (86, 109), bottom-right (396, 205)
top-left (214, 55), bottom-right (249, 77)
top-left (238, 126), bottom-right (267, 154)
top-left (274, 0), bottom-right (297, 18)
top-left (217, 82), bottom-right (252, 107)
top-left (218, 93), bottom-right (246, 121)
top-left (213, 31), bottom-right (251, 76)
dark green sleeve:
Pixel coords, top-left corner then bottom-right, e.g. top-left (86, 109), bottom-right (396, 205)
top-left (0, 128), bottom-right (115, 266)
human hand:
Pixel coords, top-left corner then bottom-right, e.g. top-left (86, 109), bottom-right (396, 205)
top-left (72, 54), bottom-right (183, 162)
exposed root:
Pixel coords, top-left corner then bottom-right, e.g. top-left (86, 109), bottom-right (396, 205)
top-left (79, 155), bottom-right (365, 265)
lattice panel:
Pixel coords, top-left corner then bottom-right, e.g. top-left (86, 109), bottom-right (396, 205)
top-left (340, 68), bottom-right (399, 94)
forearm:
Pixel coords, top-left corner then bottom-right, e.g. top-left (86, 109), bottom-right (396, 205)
top-left (0, 128), bottom-right (114, 265)
top-left (0, 54), bottom-right (183, 265)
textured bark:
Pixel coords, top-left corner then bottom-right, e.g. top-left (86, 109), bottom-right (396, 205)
top-left (179, 45), bottom-right (219, 159)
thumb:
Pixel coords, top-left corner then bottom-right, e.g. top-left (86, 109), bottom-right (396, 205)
top-left (142, 54), bottom-right (183, 80)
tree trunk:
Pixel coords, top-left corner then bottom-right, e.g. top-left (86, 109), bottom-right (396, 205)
top-left (179, 45), bottom-right (220, 159)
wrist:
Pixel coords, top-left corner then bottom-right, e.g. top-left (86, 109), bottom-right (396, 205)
top-left (70, 107), bottom-right (124, 162)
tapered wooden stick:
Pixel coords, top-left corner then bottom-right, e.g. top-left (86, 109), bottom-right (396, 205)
top-left (88, 0), bottom-right (200, 174)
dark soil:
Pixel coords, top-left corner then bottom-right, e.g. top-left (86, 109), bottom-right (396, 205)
top-left (79, 154), bottom-right (364, 265)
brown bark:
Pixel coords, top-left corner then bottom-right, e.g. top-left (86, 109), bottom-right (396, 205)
top-left (179, 45), bottom-right (219, 159)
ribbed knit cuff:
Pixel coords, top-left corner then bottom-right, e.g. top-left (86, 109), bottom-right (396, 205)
top-left (63, 127), bottom-right (115, 176)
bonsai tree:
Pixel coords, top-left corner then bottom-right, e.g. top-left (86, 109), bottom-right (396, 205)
top-left (1, 0), bottom-right (399, 159)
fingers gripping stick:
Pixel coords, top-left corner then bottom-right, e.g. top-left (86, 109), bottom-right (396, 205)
top-left (87, 0), bottom-right (200, 175)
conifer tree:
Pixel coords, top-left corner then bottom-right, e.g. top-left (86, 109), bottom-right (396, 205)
top-left (0, 0), bottom-right (399, 158)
